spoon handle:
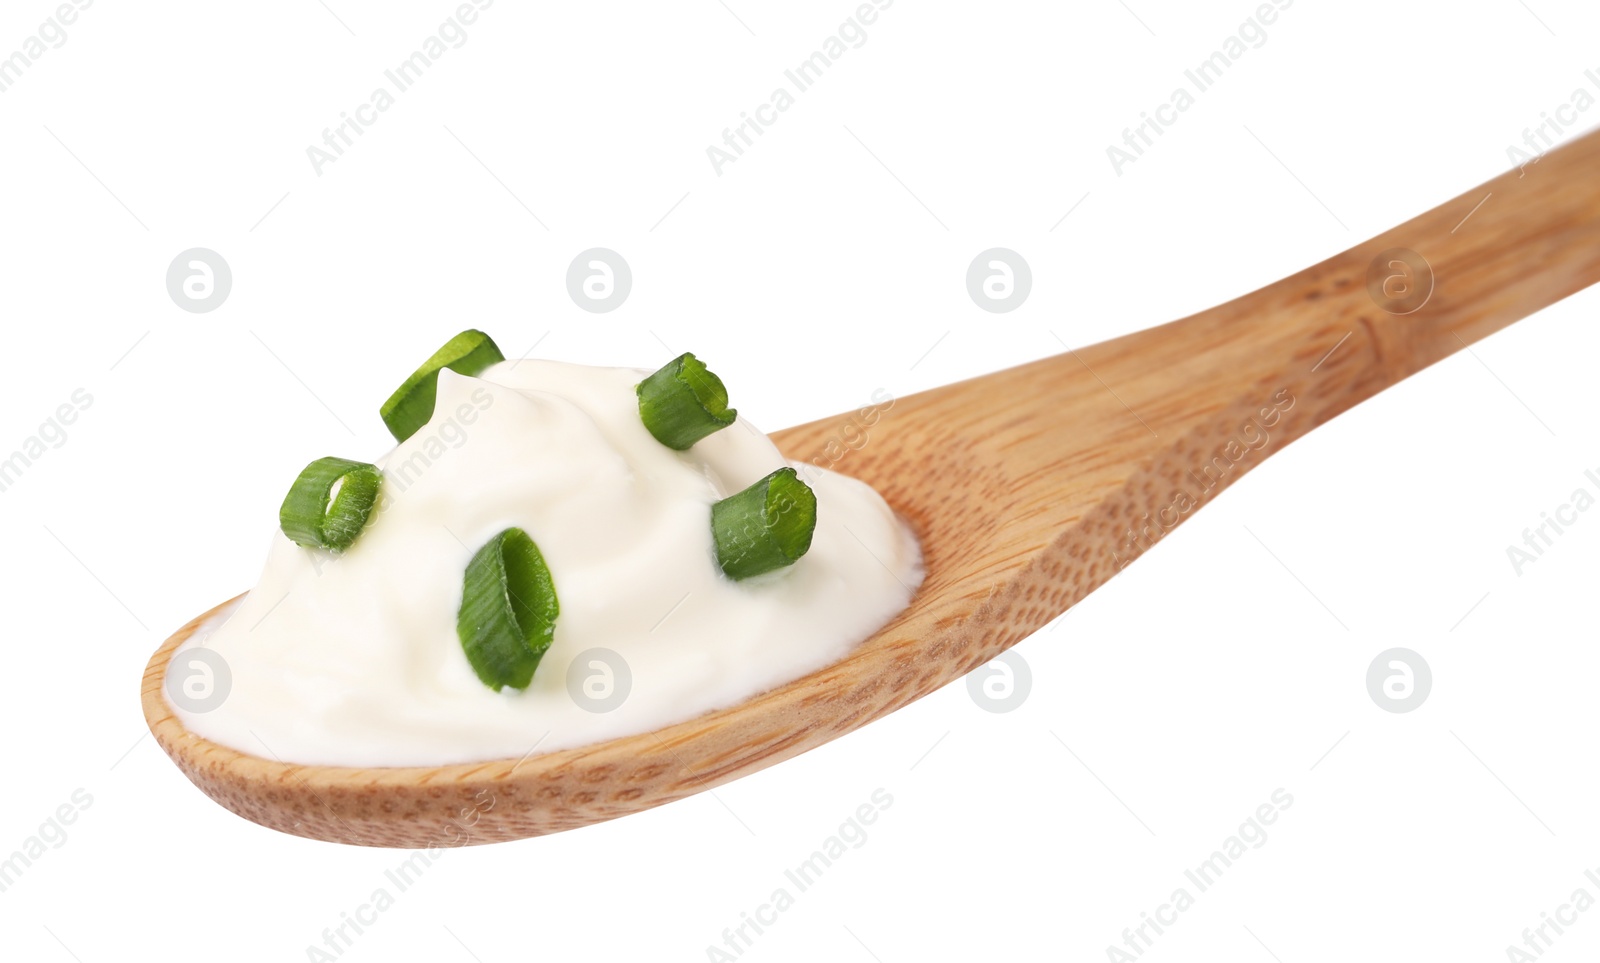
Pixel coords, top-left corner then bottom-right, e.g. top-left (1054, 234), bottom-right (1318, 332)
top-left (780, 130), bottom-right (1600, 612)
top-left (1085, 128), bottom-right (1600, 448)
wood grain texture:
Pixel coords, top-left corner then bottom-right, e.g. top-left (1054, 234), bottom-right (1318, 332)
top-left (142, 131), bottom-right (1600, 846)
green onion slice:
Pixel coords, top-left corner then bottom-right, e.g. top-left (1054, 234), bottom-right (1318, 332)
top-left (457, 527), bottom-right (559, 691)
top-left (711, 467), bottom-right (817, 580)
top-left (635, 352), bottom-right (737, 450)
top-left (380, 330), bottom-right (504, 442)
top-left (278, 456), bottom-right (382, 551)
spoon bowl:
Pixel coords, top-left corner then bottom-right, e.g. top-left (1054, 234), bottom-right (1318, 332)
top-left (143, 130), bottom-right (1600, 845)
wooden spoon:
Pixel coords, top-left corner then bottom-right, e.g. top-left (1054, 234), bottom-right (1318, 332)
top-left (142, 131), bottom-right (1600, 846)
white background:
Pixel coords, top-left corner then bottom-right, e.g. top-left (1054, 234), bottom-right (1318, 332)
top-left (2, 0), bottom-right (1598, 960)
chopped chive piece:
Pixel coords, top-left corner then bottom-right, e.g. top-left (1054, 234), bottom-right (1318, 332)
top-left (457, 527), bottom-right (559, 691)
top-left (711, 467), bottom-right (817, 580)
top-left (278, 456), bottom-right (382, 551)
top-left (635, 352), bottom-right (737, 450)
top-left (380, 330), bottom-right (504, 442)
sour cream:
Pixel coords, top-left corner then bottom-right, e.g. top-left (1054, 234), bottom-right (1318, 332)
top-left (169, 361), bottom-right (923, 767)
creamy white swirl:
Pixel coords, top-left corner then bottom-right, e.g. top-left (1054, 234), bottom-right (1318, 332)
top-left (170, 361), bottom-right (922, 767)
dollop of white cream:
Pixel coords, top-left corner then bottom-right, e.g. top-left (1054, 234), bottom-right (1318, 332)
top-left (170, 361), bottom-right (922, 767)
